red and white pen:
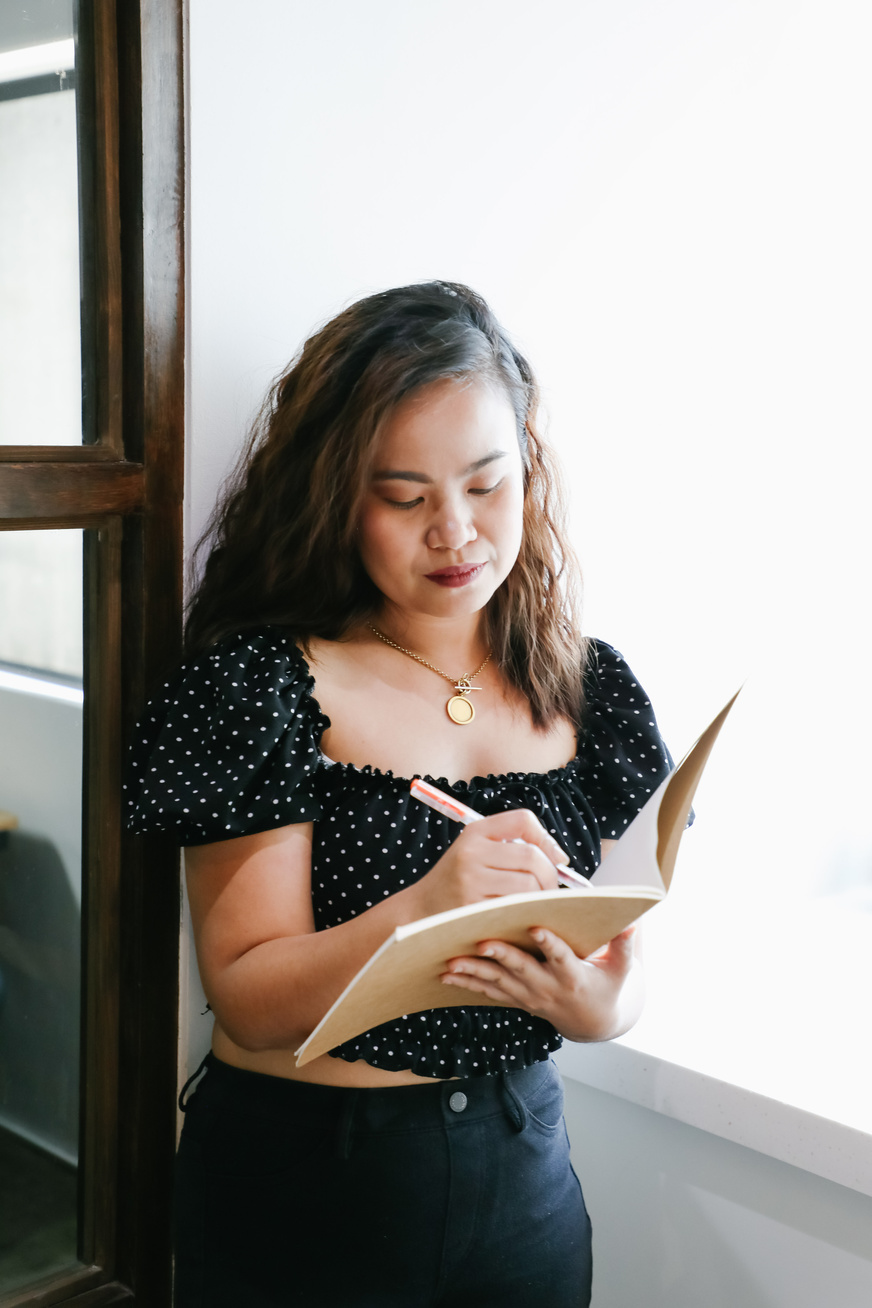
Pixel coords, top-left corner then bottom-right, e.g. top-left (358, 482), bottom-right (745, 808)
top-left (410, 777), bottom-right (591, 891)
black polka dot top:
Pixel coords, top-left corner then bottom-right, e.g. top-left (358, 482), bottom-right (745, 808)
top-left (125, 628), bottom-right (675, 1079)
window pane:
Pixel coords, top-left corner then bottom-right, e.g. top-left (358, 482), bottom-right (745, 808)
top-left (0, 526), bottom-right (83, 1292)
top-left (0, 0), bottom-right (80, 446)
top-left (0, 530), bottom-right (82, 679)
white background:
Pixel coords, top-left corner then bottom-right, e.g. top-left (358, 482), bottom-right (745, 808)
top-left (187, 3), bottom-right (872, 1302)
top-left (189, 0), bottom-right (872, 904)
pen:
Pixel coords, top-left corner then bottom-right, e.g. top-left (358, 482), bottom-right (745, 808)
top-left (409, 777), bottom-right (591, 890)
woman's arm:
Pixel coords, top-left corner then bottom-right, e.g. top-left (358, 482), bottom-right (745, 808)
top-left (184, 808), bottom-right (569, 1052)
top-left (440, 838), bottom-right (647, 1043)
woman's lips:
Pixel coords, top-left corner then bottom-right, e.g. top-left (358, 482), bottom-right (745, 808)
top-left (425, 563), bottom-right (487, 588)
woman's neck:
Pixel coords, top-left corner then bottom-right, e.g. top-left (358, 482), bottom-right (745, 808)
top-left (366, 607), bottom-right (490, 676)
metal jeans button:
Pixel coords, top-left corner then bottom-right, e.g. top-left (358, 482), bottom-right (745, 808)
top-left (449, 1091), bottom-right (468, 1113)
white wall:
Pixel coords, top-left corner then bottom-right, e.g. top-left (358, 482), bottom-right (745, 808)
top-left (187, 2), bottom-right (872, 1301)
top-left (188, 0), bottom-right (872, 904)
top-left (565, 1080), bottom-right (872, 1308)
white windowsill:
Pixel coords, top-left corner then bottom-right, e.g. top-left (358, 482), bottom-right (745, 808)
top-left (555, 888), bottom-right (872, 1199)
top-left (556, 1039), bottom-right (872, 1199)
top-left (0, 666), bottom-right (83, 706)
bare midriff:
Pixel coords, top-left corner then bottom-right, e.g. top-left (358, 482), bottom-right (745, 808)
top-left (211, 1023), bottom-right (446, 1087)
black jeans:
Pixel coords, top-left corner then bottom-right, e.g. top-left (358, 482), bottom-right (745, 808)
top-left (174, 1054), bottom-right (592, 1307)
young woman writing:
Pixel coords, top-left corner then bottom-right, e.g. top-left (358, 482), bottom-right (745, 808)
top-left (127, 282), bottom-right (674, 1307)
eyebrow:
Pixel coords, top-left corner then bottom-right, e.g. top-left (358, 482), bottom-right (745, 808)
top-left (372, 451), bottom-right (508, 483)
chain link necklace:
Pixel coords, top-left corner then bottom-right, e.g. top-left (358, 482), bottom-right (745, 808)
top-left (368, 625), bottom-right (492, 725)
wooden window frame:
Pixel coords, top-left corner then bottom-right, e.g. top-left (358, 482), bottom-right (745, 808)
top-left (0, 1), bottom-right (184, 1303)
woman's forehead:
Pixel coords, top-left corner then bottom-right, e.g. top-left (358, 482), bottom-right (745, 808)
top-left (373, 378), bottom-right (520, 473)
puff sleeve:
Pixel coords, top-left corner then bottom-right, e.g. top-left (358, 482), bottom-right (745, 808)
top-left (124, 630), bottom-right (326, 845)
top-left (580, 640), bottom-right (677, 839)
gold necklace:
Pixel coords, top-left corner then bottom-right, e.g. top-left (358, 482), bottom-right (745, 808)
top-left (368, 625), bottom-right (492, 725)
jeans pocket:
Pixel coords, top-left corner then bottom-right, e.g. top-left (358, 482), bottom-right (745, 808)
top-left (524, 1065), bottom-right (565, 1133)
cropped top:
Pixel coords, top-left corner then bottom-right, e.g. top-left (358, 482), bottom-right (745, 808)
top-left (125, 628), bottom-right (675, 1079)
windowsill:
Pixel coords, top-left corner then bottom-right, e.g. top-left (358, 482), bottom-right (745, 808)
top-left (0, 664), bottom-right (83, 705)
top-left (555, 889), bottom-right (872, 1198)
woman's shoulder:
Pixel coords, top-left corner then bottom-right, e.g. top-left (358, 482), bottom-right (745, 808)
top-left (156, 625), bottom-right (326, 714)
top-left (574, 637), bottom-right (675, 838)
top-left (172, 624), bottom-right (309, 686)
top-left (582, 637), bottom-right (656, 718)
top-left (125, 626), bottom-right (327, 844)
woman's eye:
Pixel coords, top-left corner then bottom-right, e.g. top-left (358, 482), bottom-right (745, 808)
top-left (385, 497), bottom-right (423, 510)
top-left (468, 480), bottom-right (502, 497)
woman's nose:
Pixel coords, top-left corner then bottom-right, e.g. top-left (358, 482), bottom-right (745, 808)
top-left (425, 498), bottom-right (477, 550)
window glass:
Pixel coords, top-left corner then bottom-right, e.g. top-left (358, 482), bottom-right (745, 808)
top-left (0, 0), bottom-right (80, 446)
top-left (0, 526), bottom-right (83, 1293)
top-left (0, 530), bottom-right (82, 680)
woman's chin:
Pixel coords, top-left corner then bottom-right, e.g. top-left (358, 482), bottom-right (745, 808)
top-left (382, 588), bottom-right (495, 624)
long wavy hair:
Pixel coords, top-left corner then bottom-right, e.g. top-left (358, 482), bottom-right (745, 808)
top-left (185, 281), bottom-right (589, 727)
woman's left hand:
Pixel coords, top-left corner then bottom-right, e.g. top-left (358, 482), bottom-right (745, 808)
top-left (440, 925), bottom-right (644, 1044)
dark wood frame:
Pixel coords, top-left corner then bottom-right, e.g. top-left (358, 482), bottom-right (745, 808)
top-left (0, 1), bottom-right (185, 1304)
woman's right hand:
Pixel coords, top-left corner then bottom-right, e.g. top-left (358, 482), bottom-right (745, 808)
top-left (409, 809), bottom-right (569, 920)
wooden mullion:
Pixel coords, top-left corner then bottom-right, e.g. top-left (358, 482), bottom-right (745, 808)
top-left (0, 518), bottom-right (113, 533)
top-left (76, 0), bottom-right (123, 454)
top-left (0, 447), bottom-right (120, 464)
top-left (116, 2), bottom-right (145, 468)
top-left (113, 0), bottom-right (185, 1301)
top-left (79, 521), bottom-right (123, 1278)
top-left (0, 465), bottom-right (144, 519)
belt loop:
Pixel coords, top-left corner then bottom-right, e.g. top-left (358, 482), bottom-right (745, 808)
top-left (178, 1052), bottom-right (211, 1112)
top-left (499, 1071), bottom-right (528, 1133)
top-left (335, 1089), bottom-right (359, 1160)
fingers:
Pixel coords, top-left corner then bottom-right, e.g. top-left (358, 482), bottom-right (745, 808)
top-left (479, 838), bottom-right (559, 892)
top-left (440, 931), bottom-right (585, 1011)
top-left (458, 819), bottom-right (563, 892)
top-left (528, 926), bottom-right (576, 968)
top-left (418, 808), bottom-right (568, 917)
top-left (441, 940), bottom-right (536, 1005)
top-left (474, 809), bottom-right (569, 869)
top-left (442, 926), bottom-right (644, 1043)
top-left (591, 925), bottom-right (637, 971)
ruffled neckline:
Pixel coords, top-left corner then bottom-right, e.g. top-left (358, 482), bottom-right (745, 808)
top-left (287, 636), bottom-right (583, 793)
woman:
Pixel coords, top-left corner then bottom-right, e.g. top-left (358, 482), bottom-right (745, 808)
top-left (127, 282), bottom-right (674, 1307)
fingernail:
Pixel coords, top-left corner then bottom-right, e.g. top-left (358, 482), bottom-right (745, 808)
top-left (531, 929), bottom-right (545, 942)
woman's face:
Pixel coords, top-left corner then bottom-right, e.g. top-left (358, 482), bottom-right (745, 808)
top-left (357, 378), bottom-right (525, 624)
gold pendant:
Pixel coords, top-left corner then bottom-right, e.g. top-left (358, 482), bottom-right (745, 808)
top-left (447, 694), bottom-right (475, 725)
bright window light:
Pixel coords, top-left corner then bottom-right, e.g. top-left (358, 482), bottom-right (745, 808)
top-left (0, 39), bottom-right (75, 84)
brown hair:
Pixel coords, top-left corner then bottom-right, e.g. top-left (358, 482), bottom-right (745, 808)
top-left (185, 282), bottom-right (588, 727)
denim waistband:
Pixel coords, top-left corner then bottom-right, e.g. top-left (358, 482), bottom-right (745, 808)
top-left (181, 1051), bottom-right (556, 1141)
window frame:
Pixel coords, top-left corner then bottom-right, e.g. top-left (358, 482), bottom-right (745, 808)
top-left (0, 1), bottom-right (184, 1304)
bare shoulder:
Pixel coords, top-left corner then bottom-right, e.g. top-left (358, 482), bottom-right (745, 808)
top-left (304, 633), bottom-right (375, 689)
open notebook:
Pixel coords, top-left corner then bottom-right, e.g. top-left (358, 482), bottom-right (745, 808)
top-left (295, 689), bottom-right (740, 1067)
